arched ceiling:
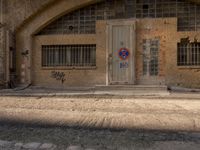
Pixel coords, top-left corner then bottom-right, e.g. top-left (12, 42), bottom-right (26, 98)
top-left (189, 0), bottom-right (200, 4)
top-left (16, 0), bottom-right (200, 33)
top-left (17, 0), bottom-right (200, 30)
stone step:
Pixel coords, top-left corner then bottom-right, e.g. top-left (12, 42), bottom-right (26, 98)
top-left (94, 85), bottom-right (169, 96)
top-left (0, 85), bottom-right (169, 96)
top-left (95, 85), bottom-right (168, 91)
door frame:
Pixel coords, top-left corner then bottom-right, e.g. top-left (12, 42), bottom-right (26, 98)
top-left (106, 19), bottom-right (136, 85)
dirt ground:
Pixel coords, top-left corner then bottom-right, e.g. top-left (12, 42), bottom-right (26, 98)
top-left (0, 95), bottom-right (200, 131)
top-left (0, 95), bottom-right (200, 149)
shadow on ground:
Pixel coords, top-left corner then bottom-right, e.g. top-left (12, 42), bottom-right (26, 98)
top-left (0, 121), bottom-right (200, 150)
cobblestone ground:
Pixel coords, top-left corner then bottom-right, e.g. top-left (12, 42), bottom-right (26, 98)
top-left (0, 123), bottom-right (200, 150)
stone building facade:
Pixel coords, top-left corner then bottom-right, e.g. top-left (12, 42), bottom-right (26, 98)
top-left (0, 0), bottom-right (53, 87)
top-left (1, 0), bottom-right (200, 88)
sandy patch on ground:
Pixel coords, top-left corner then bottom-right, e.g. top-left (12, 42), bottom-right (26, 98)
top-left (0, 96), bottom-right (200, 131)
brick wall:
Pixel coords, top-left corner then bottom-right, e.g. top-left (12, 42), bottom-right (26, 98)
top-left (31, 18), bottom-right (200, 88)
top-left (12, 0), bottom-right (200, 88)
top-left (32, 21), bottom-right (107, 87)
top-left (136, 18), bottom-right (200, 88)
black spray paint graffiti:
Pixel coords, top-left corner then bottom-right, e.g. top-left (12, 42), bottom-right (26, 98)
top-left (51, 71), bottom-right (66, 84)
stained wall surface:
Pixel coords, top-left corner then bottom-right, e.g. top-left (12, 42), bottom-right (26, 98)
top-left (33, 21), bottom-right (107, 87)
top-left (3, 0), bottom-right (54, 31)
top-left (32, 18), bottom-right (200, 88)
top-left (1, 0), bottom-right (200, 88)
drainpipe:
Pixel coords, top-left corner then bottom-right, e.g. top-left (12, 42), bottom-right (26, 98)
top-left (0, 0), bottom-right (5, 87)
top-left (1, 0), bottom-right (12, 88)
top-left (0, 0), bottom-right (2, 24)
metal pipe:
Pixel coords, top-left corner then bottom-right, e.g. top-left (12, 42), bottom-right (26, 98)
top-left (0, 0), bottom-right (2, 24)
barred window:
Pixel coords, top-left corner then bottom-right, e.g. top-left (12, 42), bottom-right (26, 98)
top-left (177, 42), bottom-right (200, 66)
top-left (42, 45), bottom-right (96, 67)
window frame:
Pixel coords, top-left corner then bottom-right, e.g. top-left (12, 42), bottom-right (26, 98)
top-left (177, 42), bottom-right (200, 68)
top-left (41, 44), bottom-right (97, 70)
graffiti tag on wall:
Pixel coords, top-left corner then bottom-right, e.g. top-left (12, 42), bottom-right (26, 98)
top-left (51, 71), bottom-right (66, 84)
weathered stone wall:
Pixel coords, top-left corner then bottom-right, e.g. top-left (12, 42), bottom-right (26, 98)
top-left (4, 0), bottom-right (54, 31)
top-left (166, 31), bottom-right (200, 88)
top-left (1, 0), bottom-right (199, 88)
top-left (16, 0), bottom-right (96, 85)
top-left (32, 21), bottom-right (107, 87)
top-left (32, 18), bottom-right (200, 88)
top-left (0, 0), bottom-right (56, 87)
top-left (15, 0), bottom-right (200, 88)
top-left (136, 18), bottom-right (200, 88)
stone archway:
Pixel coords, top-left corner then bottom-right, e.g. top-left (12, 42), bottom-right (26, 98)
top-left (16, 0), bottom-right (97, 85)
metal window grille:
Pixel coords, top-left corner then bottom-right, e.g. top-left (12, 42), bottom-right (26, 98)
top-left (143, 39), bottom-right (159, 76)
top-left (36, 0), bottom-right (200, 35)
top-left (42, 45), bottom-right (96, 67)
top-left (177, 42), bottom-right (200, 66)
